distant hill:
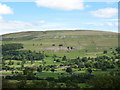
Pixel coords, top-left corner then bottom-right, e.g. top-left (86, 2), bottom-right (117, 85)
top-left (1, 30), bottom-right (119, 58)
top-left (1, 30), bottom-right (118, 41)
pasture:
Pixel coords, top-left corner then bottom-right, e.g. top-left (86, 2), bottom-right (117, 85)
top-left (1, 30), bottom-right (120, 88)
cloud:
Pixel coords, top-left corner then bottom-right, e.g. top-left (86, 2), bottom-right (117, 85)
top-left (0, 19), bottom-right (45, 30)
top-left (0, 16), bottom-right (3, 21)
top-left (35, 0), bottom-right (84, 10)
top-left (106, 22), bottom-right (118, 26)
top-left (91, 8), bottom-right (118, 18)
top-left (0, 19), bottom-right (46, 35)
top-left (0, 18), bottom-right (65, 35)
top-left (0, 3), bottom-right (13, 15)
top-left (87, 22), bottom-right (118, 27)
top-left (108, 19), bottom-right (120, 21)
top-left (33, 20), bottom-right (46, 25)
top-left (105, 1), bottom-right (115, 4)
top-left (0, 21), bottom-right (33, 30)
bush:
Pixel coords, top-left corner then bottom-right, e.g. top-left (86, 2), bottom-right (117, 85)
top-left (87, 75), bottom-right (120, 88)
top-left (66, 67), bottom-right (72, 73)
top-left (2, 43), bottom-right (24, 52)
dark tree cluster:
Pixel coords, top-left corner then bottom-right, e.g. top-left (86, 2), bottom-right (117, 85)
top-left (87, 75), bottom-right (120, 88)
top-left (65, 47), bottom-right (120, 70)
top-left (2, 43), bottom-right (24, 52)
top-left (2, 50), bottom-right (44, 60)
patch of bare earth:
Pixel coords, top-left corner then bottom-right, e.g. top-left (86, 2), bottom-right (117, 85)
top-left (39, 46), bottom-right (84, 51)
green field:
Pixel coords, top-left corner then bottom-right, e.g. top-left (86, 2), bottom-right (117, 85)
top-left (2, 30), bottom-right (119, 58)
top-left (1, 30), bottom-right (120, 88)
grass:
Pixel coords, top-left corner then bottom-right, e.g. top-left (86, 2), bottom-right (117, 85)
top-left (2, 30), bottom-right (118, 59)
top-left (2, 71), bottom-right (22, 75)
top-left (92, 71), bottom-right (110, 75)
top-left (2, 30), bottom-right (119, 80)
top-left (35, 72), bottom-right (59, 79)
top-left (78, 83), bottom-right (89, 88)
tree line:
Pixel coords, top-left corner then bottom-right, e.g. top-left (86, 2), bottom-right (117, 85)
top-left (2, 43), bottom-right (44, 60)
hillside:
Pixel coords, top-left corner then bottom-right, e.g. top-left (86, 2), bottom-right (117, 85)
top-left (2, 30), bottom-right (118, 41)
top-left (1, 30), bottom-right (119, 58)
top-left (2, 30), bottom-right (120, 89)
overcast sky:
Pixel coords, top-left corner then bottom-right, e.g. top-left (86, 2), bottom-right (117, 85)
top-left (0, 0), bottom-right (118, 35)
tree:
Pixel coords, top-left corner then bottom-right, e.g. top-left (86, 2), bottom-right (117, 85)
top-left (51, 68), bottom-right (55, 72)
top-left (87, 68), bottom-right (92, 74)
top-left (56, 59), bottom-right (60, 62)
top-left (52, 44), bottom-right (55, 46)
top-left (2, 43), bottom-right (24, 52)
top-left (67, 47), bottom-right (70, 50)
top-left (103, 50), bottom-right (107, 54)
top-left (33, 80), bottom-right (49, 88)
top-left (17, 73), bottom-right (27, 88)
top-left (21, 64), bottom-right (24, 69)
top-left (11, 71), bottom-right (14, 74)
top-left (30, 60), bottom-right (34, 64)
top-left (17, 62), bottom-right (21, 65)
top-left (87, 75), bottom-right (120, 88)
top-left (70, 47), bottom-right (73, 50)
top-left (37, 65), bottom-right (42, 72)
top-left (2, 78), bottom-right (13, 88)
top-left (48, 81), bottom-right (56, 88)
top-left (62, 56), bottom-right (67, 61)
top-left (3, 49), bottom-right (44, 61)
top-left (66, 80), bottom-right (79, 88)
top-left (52, 54), bottom-right (57, 58)
top-left (101, 66), bottom-right (107, 71)
top-left (26, 71), bottom-right (35, 80)
top-left (59, 44), bottom-right (63, 47)
top-left (42, 61), bottom-right (46, 66)
top-left (81, 57), bottom-right (87, 62)
top-left (66, 67), bottom-right (72, 73)
top-left (22, 67), bottom-right (35, 80)
top-left (8, 60), bottom-right (14, 65)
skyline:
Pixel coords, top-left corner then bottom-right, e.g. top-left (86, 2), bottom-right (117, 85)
top-left (0, 1), bottom-right (118, 35)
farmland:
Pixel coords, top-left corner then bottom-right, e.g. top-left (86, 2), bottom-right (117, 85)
top-left (1, 30), bottom-right (120, 88)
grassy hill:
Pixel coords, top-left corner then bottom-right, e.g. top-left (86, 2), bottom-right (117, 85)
top-left (2, 30), bottom-right (119, 58)
top-left (2, 30), bottom-right (118, 40)
top-left (1, 30), bottom-right (120, 89)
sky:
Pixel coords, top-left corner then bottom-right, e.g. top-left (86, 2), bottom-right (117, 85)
top-left (0, 0), bottom-right (119, 35)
